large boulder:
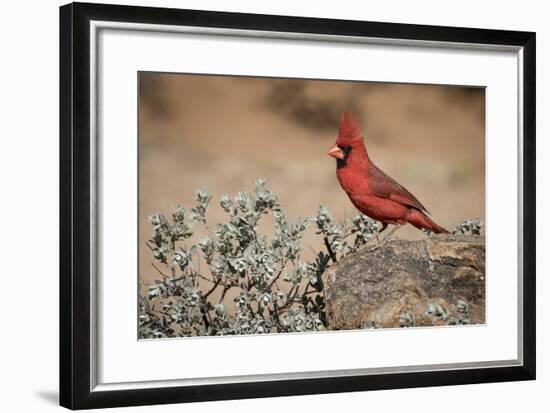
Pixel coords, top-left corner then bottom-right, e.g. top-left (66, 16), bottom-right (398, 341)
top-left (323, 234), bottom-right (485, 329)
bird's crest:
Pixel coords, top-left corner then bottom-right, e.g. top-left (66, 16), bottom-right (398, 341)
top-left (337, 112), bottom-right (363, 146)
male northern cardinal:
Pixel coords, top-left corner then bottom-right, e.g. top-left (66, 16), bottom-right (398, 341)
top-left (328, 112), bottom-right (449, 236)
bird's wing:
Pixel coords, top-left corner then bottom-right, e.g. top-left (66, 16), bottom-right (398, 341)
top-left (367, 165), bottom-right (430, 213)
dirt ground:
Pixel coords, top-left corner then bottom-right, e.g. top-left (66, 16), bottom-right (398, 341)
top-left (138, 73), bottom-right (485, 289)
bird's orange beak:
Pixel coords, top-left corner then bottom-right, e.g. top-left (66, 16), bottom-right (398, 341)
top-left (327, 145), bottom-right (344, 160)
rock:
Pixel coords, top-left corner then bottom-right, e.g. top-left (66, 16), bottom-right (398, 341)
top-left (323, 234), bottom-right (485, 330)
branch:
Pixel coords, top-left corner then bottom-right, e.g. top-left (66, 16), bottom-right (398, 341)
top-left (195, 272), bottom-right (217, 285)
top-left (324, 236), bottom-right (338, 263)
top-left (151, 263), bottom-right (170, 277)
top-left (279, 284), bottom-right (301, 311)
top-left (219, 284), bottom-right (232, 304)
top-left (266, 258), bottom-right (288, 291)
top-left (203, 278), bottom-right (221, 299)
top-left (247, 303), bottom-right (257, 317)
top-left (272, 301), bottom-right (286, 332)
top-left (201, 311), bottom-right (210, 329)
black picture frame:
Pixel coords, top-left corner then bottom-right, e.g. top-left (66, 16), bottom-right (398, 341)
top-left (60, 2), bottom-right (536, 410)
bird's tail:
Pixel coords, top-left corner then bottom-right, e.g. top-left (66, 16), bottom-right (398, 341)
top-left (408, 209), bottom-right (449, 234)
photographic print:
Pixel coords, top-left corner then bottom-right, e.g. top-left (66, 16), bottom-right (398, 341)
top-left (60, 4), bottom-right (535, 408)
top-left (138, 73), bottom-right (486, 338)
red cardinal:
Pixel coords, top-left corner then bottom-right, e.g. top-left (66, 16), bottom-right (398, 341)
top-left (328, 112), bottom-right (449, 235)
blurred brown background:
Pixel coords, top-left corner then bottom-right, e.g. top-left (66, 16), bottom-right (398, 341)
top-left (139, 73), bottom-right (485, 286)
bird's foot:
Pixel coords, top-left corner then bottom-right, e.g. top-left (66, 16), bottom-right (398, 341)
top-left (382, 234), bottom-right (400, 244)
top-left (379, 225), bottom-right (401, 244)
top-left (364, 235), bottom-right (387, 252)
top-left (361, 234), bottom-right (381, 252)
top-left (365, 244), bottom-right (381, 253)
top-left (362, 225), bottom-right (401, 253)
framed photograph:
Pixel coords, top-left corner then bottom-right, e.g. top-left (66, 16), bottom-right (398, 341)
top-left (59, 2), bottom-right (536, 409)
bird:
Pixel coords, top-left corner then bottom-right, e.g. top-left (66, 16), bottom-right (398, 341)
top-left (327, 112), bottom-right (449, 238)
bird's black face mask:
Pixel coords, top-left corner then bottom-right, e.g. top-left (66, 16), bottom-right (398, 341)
top-left (336, 145), bottom-right (352, 169)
